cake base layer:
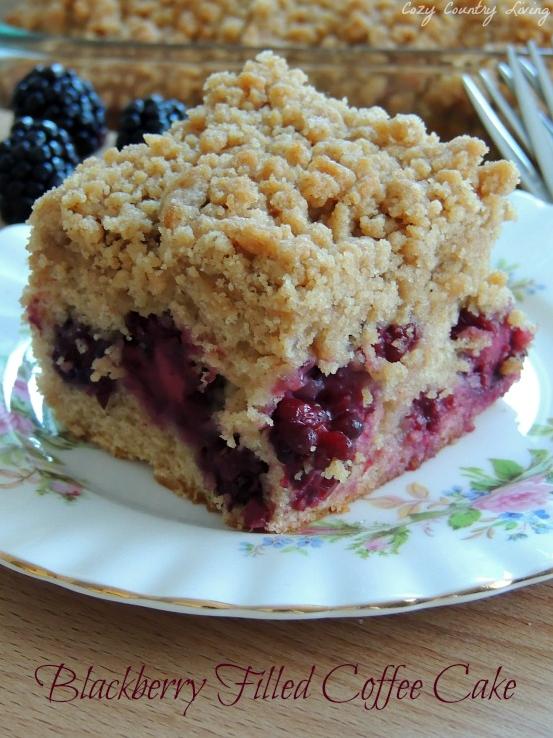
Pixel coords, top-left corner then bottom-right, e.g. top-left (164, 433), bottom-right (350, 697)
top-left (31, 299), bottom-right (531, 532)
top-left (36, 350), bottom-right (522, 532)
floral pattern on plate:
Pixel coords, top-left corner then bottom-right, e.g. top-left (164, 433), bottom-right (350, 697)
top-left (0, 348), bottom-right (84, 502)
top-left (241, 449), bottom-right (553, 558)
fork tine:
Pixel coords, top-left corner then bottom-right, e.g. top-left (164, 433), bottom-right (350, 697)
top-left (499, 59), bottom-right (553, 140)
top-left (462, 74), bottom-right (550, 201)
top-left (508, 46), bottom-right (553, 199)
top-left (518, 57), bottom-right (540, 90)
top-left (543, 116), bottom-right (553, 138)
top-left (543, 117), bottom-right (553, 138)
top-left (503, 54), bottom-right (552, 108)
top-left (528, 41), bottom-right (553, 120)
top-left (478, 69), bottom-right (531, 153)
top-left (498, 61), bottom-right (513, 89)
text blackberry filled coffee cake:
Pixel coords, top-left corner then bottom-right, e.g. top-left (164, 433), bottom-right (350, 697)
top-left (23, 52), bottom-right (533, 532)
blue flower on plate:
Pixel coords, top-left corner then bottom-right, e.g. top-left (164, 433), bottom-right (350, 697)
top-left (262, 536), bottom-right (293, 549)
top-left (500, 511), bottom-right (524, 520)
top-left (445, 485), bottom-right (485, 503)
top-left (508, 532), bottom-right (529, 541)
top-left (294, 536), bottom-right (323, 548)
top-left (239, 542), bottom-right (265, 557)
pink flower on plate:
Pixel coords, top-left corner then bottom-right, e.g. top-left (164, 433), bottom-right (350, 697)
top-left (12, 378), bottom-right (31, 405)
top-left (0, 405), bottom-right (34, 436)
top-left (364, 537), bottom-right (388, 552)
top-left (473, 476), bottom-right (553, 514)
top-left (50, 480), bottom-right (82, 499)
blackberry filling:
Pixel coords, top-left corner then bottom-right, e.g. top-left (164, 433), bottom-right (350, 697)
top-left (49, 307), bottom-right (531, 523)
top-left (402, 309), bottom-right (533, 470)
top-left (374, 322), bottom-right (420, 363)
top-left (121, 312), bottom-right (220, 440)
top-left (270, 362), bottom-right (375, 511)
top-left (269, 319), bottom-right (422, 511)
top-left (52, 313), bottom-right (269, 527)
top-left (27, 298), bottom-right (43, 331)
top-left (451, 308), bottom-right (532, 389)
top-left (121, 313), bottom-right (269, 524)
top-left (53, 318), bottom-right (114, 408)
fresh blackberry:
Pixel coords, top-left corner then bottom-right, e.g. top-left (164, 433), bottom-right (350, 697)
top-left (12, 63), bottom-right (107, 158)
top-left (0, 117), bottom-right (78, 223)
top-left (116, 95), bottom-right (187, 149)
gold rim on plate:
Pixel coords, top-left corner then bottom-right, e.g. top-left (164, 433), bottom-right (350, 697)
top-left (1, 549), bottom-right (552, 616)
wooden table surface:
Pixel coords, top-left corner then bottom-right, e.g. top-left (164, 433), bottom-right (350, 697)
top-left (1, 565), bottom-right (552, 738)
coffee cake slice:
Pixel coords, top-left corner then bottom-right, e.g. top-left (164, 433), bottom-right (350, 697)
top-left (23, 52), bottom-right (533, 532)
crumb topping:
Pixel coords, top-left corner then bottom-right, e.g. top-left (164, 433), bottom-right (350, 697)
top-left (26, 52), bottom-right (518, 411)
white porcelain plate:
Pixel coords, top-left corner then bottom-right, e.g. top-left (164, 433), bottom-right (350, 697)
top-left (1, 191), bottom-right (553, 619)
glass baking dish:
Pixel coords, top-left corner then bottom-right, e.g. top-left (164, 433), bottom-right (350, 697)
top-left (0, 0), bottom-right (551, 143)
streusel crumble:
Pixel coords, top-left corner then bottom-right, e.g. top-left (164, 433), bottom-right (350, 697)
top-left (23, 52), bottom-right (533, 531)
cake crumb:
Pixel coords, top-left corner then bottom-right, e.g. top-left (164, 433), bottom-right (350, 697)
top-left (322, 459), bottom-right (350, 482)
top-left (500, 356), bottom-right (523, 376)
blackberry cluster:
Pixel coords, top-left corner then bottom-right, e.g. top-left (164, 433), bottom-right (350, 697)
top-left (12, 63), bottom-right (107, 157)
top-left (1, 66), bottom-right (191, 223)
top-left (0, 118), bottom-right (78, 224)
top-left (116, 95), bottom-right (187, 148)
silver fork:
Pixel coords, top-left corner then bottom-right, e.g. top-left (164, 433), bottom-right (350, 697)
top-left (462, 42), bottom-right (553, 204)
